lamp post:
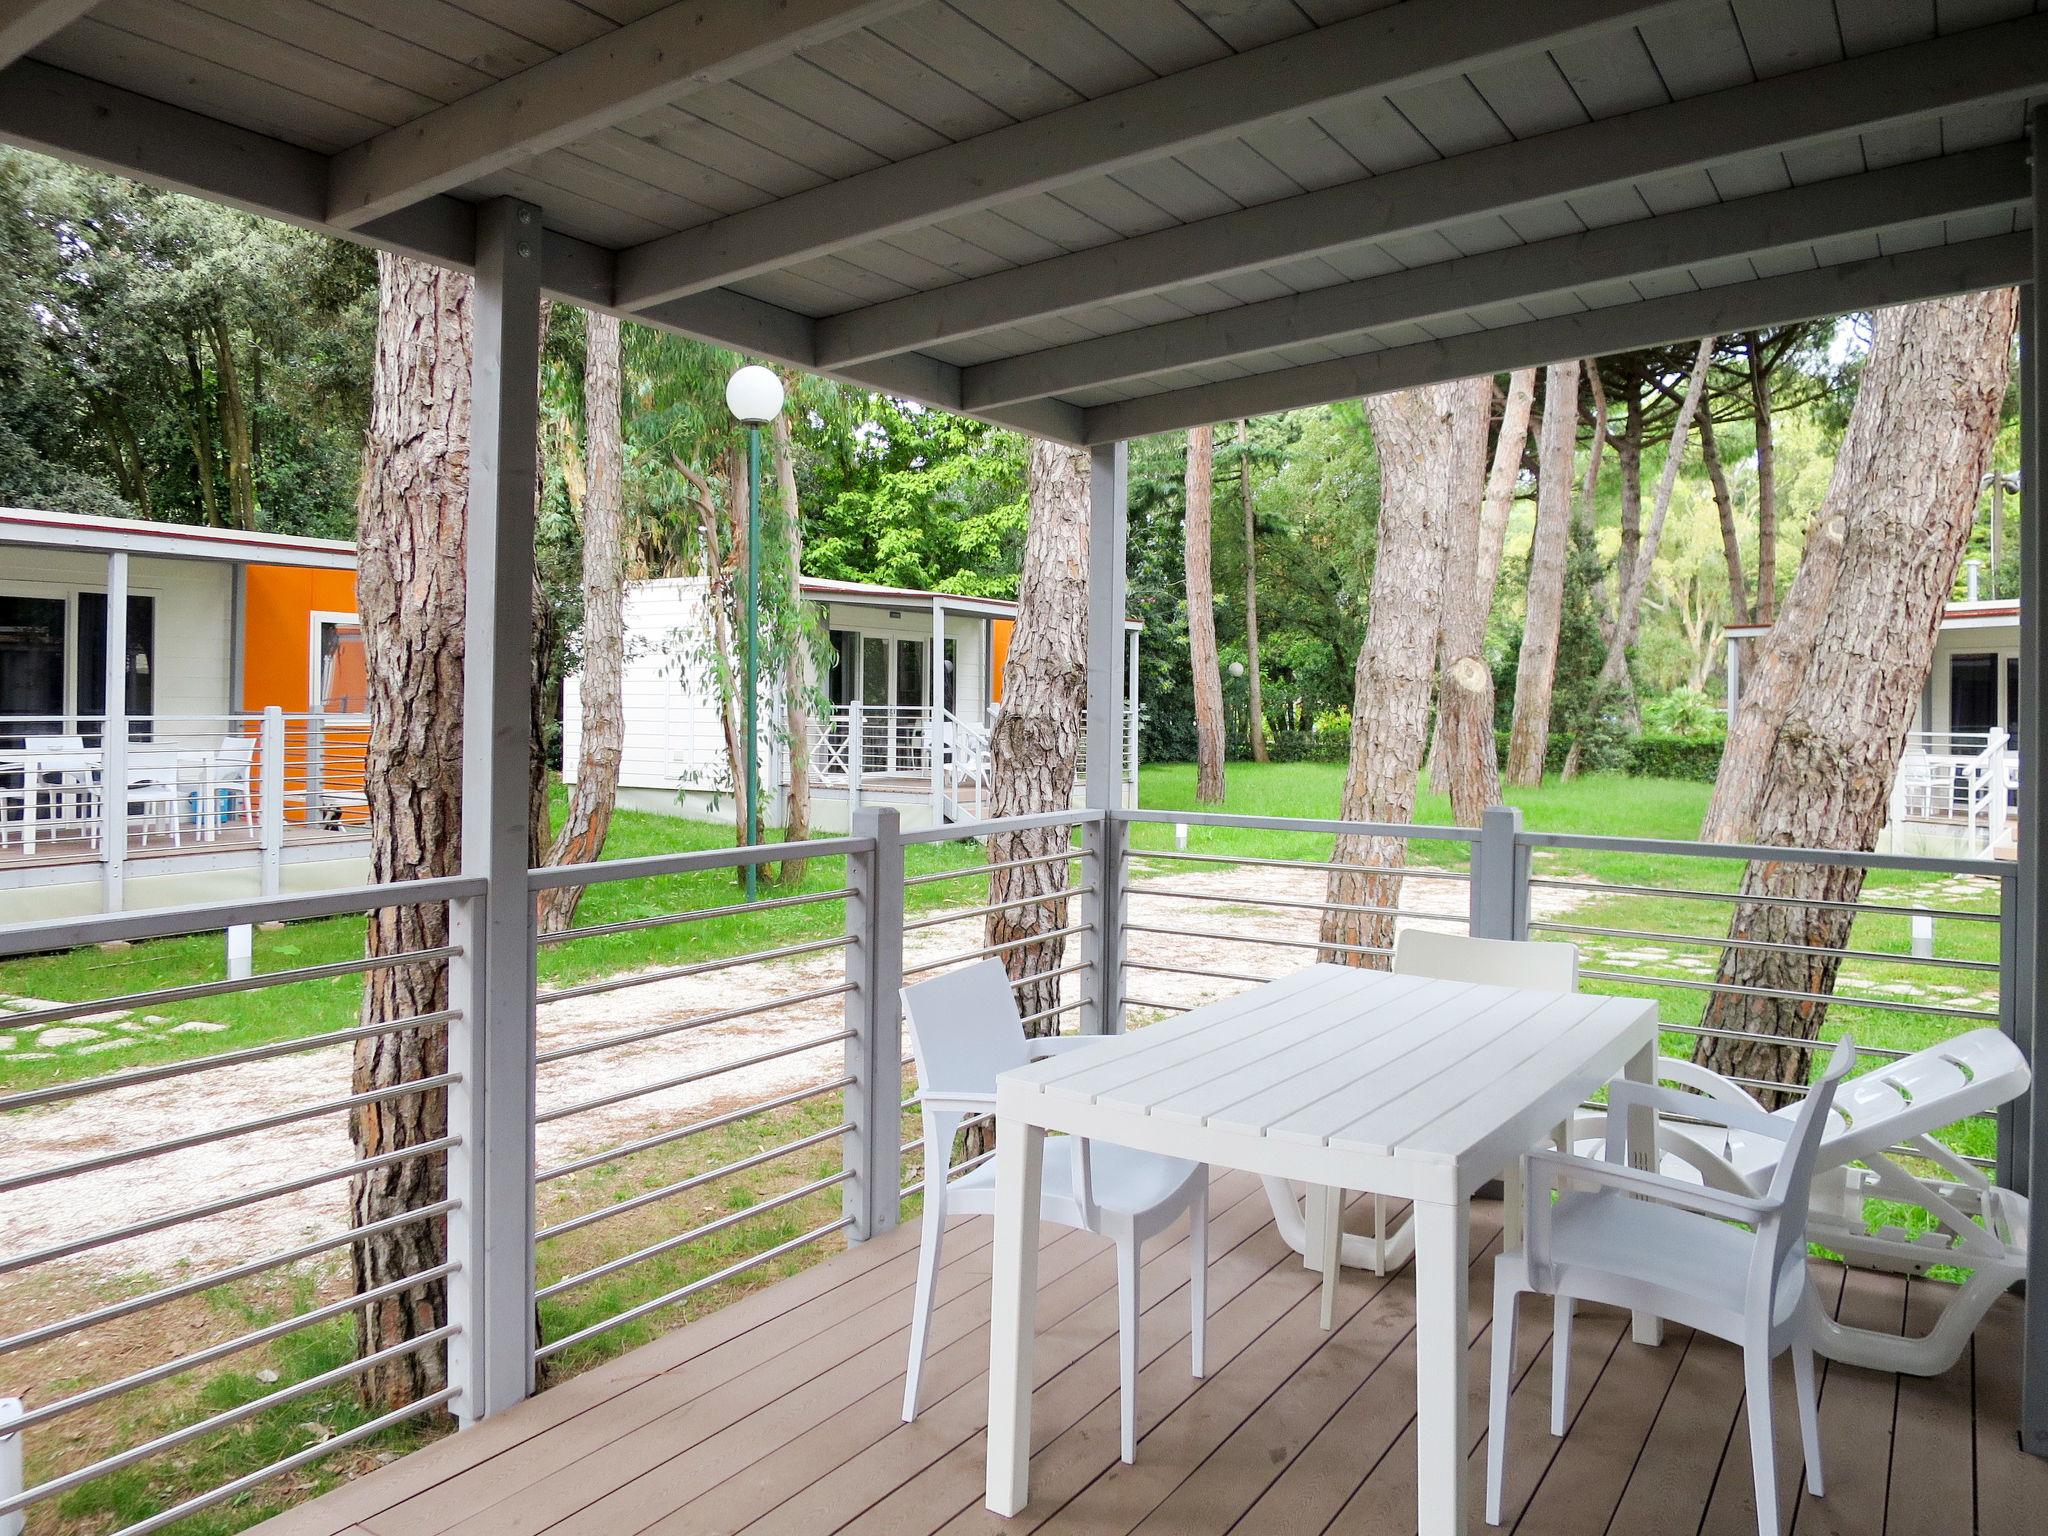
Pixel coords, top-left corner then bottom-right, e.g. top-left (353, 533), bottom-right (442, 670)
top-left (726, 364), bottom-right (785, 901)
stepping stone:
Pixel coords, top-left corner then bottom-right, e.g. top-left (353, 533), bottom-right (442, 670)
top-left (0, 997), bottom-right (59, 1013)
top-left (6, 1052), bottom-right (54, 1061)
top-left (170, 1020), bottom-right (229, 1034)
top-left (35, 1027), bottom-right (104, 1048)
top-left (78, 1038), bottom-right (145, 1054)
top-left (0, 1036), bottom-right (12, 1050)
top-left (141, 1015), bottom-right (170, 1025)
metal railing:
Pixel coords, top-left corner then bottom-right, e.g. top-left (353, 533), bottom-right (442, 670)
top-left (1892, 727), bottom-right (2017, 856)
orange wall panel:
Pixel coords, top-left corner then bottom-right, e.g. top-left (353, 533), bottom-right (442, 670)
top-left (239, 565), bottom-right (357, 712)
top-left (990, 619), bottom-right (1014, 702)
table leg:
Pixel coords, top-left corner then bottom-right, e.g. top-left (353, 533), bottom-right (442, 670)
top-left (985, 1120), bottom-right (1046, 1517)
top-left (1412, 1195), bottom-right (1469, 1536)
top-left (1623, 1041), bottom-right (1664, 1347)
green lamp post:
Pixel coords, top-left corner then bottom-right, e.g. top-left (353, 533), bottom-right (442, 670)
top-left (725, 363), bottom-right (785, 902)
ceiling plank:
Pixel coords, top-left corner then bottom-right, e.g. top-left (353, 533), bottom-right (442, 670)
top-left (0, 0), bottom-right (96, 70)
top-left (324, 0), bottom-right (916, 231)
top-left (1080, 232), bottom-right (2031, 443)
top-left (609, 0), bottom-right (1686, 310)
top-left (963, 143), bottom-right (2028, 409)
top-left (814, 12), bottom-right (2048, 369)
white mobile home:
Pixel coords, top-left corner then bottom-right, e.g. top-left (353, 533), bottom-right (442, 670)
top-left (564, 576), bottom-right (1140, 832)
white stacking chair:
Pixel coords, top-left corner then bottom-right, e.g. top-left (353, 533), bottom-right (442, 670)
top-left (207, 735), bottom-right (256, 834)
top-left (1486, 1036), bottom-right (1857, 1536)
top-left (901, 959), bottom-right (1210, 1463)
top-left (1295, 931), bottom-right (1579, 1327)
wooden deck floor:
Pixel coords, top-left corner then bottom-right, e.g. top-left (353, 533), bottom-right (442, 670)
top-left (253, 1170), bottom-right (2045, 1536)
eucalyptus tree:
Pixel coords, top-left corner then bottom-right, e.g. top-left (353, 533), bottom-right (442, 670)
top-left (1184, 424), bottom-right (1227, 802)
top-left (1505, 362), bottom-right (1583, 784)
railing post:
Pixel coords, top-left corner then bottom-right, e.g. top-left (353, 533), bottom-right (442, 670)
top-left (1468, 805), bottom-right (1524, 941)
top-left (98, 550), bottom-right (128, 913)
top-left (258, 705), bottom-right (285, 899)
top-left (306, 713), bottom-right (326, 824)
top-left (0, 1396), bottom-right (21, 1536)
top-left (845, 806), bottom-right (903, 1240)
top-left (1079, 811), bottom-right (1126, 1034)
top-left (848, 701), bottom-right (863, 813)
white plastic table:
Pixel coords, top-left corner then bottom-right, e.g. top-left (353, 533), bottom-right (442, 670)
top-left (984, 963), bottom-right (1660, 1533)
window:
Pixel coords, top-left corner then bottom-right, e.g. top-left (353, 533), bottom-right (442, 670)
top-left (76, 592), bottom-right (156, 740)
top-left (0, 594), bottom-right (65, 739)
top-left (316, 618), bottom-right (366, 714)
top-left (943, 636), bottom-right (958, 714)
top-left (827, 629), bottom-right (857, 707)
top-left (1950, 652), bottom-right (1998, 737)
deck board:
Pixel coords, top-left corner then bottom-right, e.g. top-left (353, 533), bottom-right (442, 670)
top-left (254, 1177), bottom-right (2044, 1536)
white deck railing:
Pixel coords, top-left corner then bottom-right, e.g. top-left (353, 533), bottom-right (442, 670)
top-left (1893, 728), bottom-right (2017, 856)
top-left (0, 805), bottom-right (2020, 1532)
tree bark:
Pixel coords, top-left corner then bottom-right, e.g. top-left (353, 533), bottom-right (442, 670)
top-left (773, 405), bottom-right (813, 883)
top-left (1748, 332), bottom-right (1779, 623)
top-left (1610, 375), bottom-right (1645, 642)
top-left (1692, 291), bottom-right (2016, 1101)
top-left (1320, 383), bottom-right (1462, 962)
top-left (1435, 374), bottom-right (1515, 825)
top-left (535, 310), bottom-right (625, 934)
top-left (986, 439), bottom-right (1090, 1031)
top-left (1238, 419), bottom-right (1269, 764)
top-left (349, 253), bottom-right (481, 1411)
top-left (1699, 409), bottom-right (1752, 625)
top-left (1505, 361), bottom-right (1581, 785)
top-left (1184, 424), bottom-right (1226, 802)
top-left (1573, 359), bottom-right (1608, 537)
top-left (1595, 336), bottom-right (1715, 702)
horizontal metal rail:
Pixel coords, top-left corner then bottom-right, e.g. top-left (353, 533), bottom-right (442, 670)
top-left (535, 982), bottom-right (855, 1064)
top-left (902, 884), bottom-right (1098, 933)
top-left (537, 1078), bottom-right (854, 1183)
top-left (535, 933), bottom-right (853, 1006)
top-left (901, 1145), bottom-right (995, 1199)
top-left (0, 943), bottom-right (460, 1032)
top-left (0, 1198), bottom-right (456, 1357)
top-left (0, 1072), bottom-right (460, 1193)
top-left (1579, 968), bottom-right (1998, 1020)
top-left (1123, 882), bottom-right (1466, 922)
top-left (1, 1136), bottom-right (458, 1276)
top-left (1653, 1018), bottom-right (1909, 1062)
top-left (902, 847), bottom-right (1092, 888)
top-left (1116, 807), bottom-right (1480, 842)
top-left (1527, 875), bottom-right (2001, 923)
top-left (527, 835), bottom-right (874, 891)
top-left (1125, 958), bottom-right (1300, 986)
top-left (1, 1325), bottom-right (457, 1517)
top-left (1529, 919), bottom-right (2001, 971)
top-left (1129, 847), bottom-right (1471, 880)
top-left (1123, 922), bottom-right (1390, 959)
top-left (537, 1169), bottom-right (854, 1299)
top-left (536, 1123), bottom-right (850, 1241)
top-left (1121, 995), bottom-right (1195, 1014)
top-left (535, 884), bottom-right (855, 946)
top-left (534, 1217), bottom-right (854, 1362)
top-left (0, 1008), bottom-right (458, 1113)
top-left (901, 921), bottom-right (1092, 977)
top-left (1018, 996), bottom-right (1089, 1030)
top-left (13, 1260), bottom-right (459, 1434)
top-left (1516, 828), bottom-right (2012, 877)
top-left (536, 1032), bottom-right (854, 1124)
top-left (898, 807), bottom-right (1102, 845)
top-left (0, 872), bottom-right (485, 960)
top-left (110, 1386), bottom-right (458, 1536)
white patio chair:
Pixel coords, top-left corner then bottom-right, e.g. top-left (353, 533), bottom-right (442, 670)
top-left (900, 959), bottom-right (1210, 1463)
top-left (1289, 931), bottom-right (1579, 1326)
top-left (205, 735), bottom-right (255, 832)
top-left (1559, 1027), bottom-right (2030, 1376)
top-left (1486, 1036), bottom-right (1857, 1536)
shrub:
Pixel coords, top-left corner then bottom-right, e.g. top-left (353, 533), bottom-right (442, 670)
top-left (1266, 729), bottom-right (1349, 763)
top-left (1626, 733), bottom-right (1725, 781)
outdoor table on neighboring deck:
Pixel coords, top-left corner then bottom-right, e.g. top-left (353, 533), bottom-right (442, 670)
top-left (983, 963), bottom-right (1661, 1535)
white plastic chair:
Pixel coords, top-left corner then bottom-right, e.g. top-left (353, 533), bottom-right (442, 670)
top-left (900, 959), bottom-right (1210, 1463)
top-left (1559, 1028), bottom-right (2030, 1376)
top-left (206, 735), bottom-right (256, 833)
top-left (1291, 932), bottom-right (1580, 1326)
top-left (1486, 1036), bottom-right (1858, 1536)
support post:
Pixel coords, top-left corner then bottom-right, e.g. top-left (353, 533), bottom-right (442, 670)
top-left (258, 706), bottom-right (284, 899)
top-left (744, 422), bottom-right (762, 902)
top-left (932, 597), bottom-right (946, 824)
top-left (0, 1396), bottom-right (19, 1536)
top-left (1083, 442), bottom-right (1128, 813)
top-left (1125, 625), bottom-right (1141, 807)
top-left (1079, 813), bottom-right (1125, 1034)
top-left (845, 806), bottom-right (904, 1239)
top-left (98, 550), bottom-right (128, 912)
top-left (1468, 805), bottom-right (1523, 941)
top-left (448, 196), bottom-right (543, 1424)
top-left (848, 699), bottom-right (863, 813)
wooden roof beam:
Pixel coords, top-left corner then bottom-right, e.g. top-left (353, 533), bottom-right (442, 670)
top-left (0, 0), bottom-right (96, 70)
top-left (814, 13), bottom-right (2048, 370)
top-left (611, 0), bottom-right (1688, 311)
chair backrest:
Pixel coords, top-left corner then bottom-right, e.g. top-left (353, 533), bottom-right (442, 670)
top-left (1752, 1037), bottom-right (1858, 1305)
top-left (23, 734), bottom-right (84, 756)
top-left (214, 736), bottom-right (256, 780)
top-left (901, 958), bottom-right (1030, 1100)
top-left (1392, 929), bottom-right (1578, 992)
top-left (1817, 1026), bottom-right (2029, 1163)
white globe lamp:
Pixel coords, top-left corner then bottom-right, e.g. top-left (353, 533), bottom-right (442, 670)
top-left (726, 364), bottom-right (785, 425)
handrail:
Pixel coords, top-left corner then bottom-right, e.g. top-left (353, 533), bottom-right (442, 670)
top-left (1116, 806), bottom-right (1480, 842)
top-left (1514, 828), bottom-right (2010, 876)
top-left (527, 833), bottom-right (874, 889)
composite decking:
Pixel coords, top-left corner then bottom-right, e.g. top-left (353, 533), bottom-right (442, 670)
top-left (251, 1170), bottom-right (2046, 1536)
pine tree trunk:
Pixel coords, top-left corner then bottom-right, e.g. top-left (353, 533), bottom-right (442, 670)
top-left (1692, 291), bottom-right (2016, 1102)
top-left (1434, 375), bottom-right (1512, 825)
top-left (1184, 425), bottom-right (1226, 801)
top-left (986, 439), bottom-right (1091, 1033)
top-left (349, 253), bottom-right (480, 1411)
top-left (1700, 410), bottom-right (1752, 625)
top-left (1609, 379), bottom-right (1645, 640)
top-left (1238, 420), bottom-right (1269, 764)
top-left (1504, 361), bottom-right (1581, 785)
top-left (1748, 333), bottom-right (1780, 624)
top-left (535, 310), bottom-right (625, 934)
top-left (774, 408), bottom-right (813, 883)
top-left (1319, 384), bottom-right (1461, 963)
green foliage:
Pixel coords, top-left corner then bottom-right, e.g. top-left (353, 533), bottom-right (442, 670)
top-left (1625, 733), bottom-right (1726, 781)
top-left (1638, 687), bottom-right (1725, 738)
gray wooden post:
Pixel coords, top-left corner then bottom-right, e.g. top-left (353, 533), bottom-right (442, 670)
top-left (98, 550), bottom-right (127, 912)
top-left (845, 806), bottom-right (904, 1238)
top-left (1083, 443), bottom-right (1130, 1033)
top-left (847, 699), bottom-right (864, 813)
top-left (1467, 805), bottom-right (1523, 941)
top-left (931, 597), bottom-right (946, 823)
top-left (257, 706), bottom-right (284, 899)
top-left (1078, 814), bottom-right (1125, 1035)
top-left (447, 196), bottom-right (543, 1424)
top-left (2018, 106), bottom-right (2047, 1459)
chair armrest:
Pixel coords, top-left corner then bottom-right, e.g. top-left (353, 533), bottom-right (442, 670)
top-left (915, 1091), bottom-right (996, 1113)
top-left (1524, 1149), bottom-right (1773, 1225)
top-left (1607, 1079), bottom-right (1793, 1141)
